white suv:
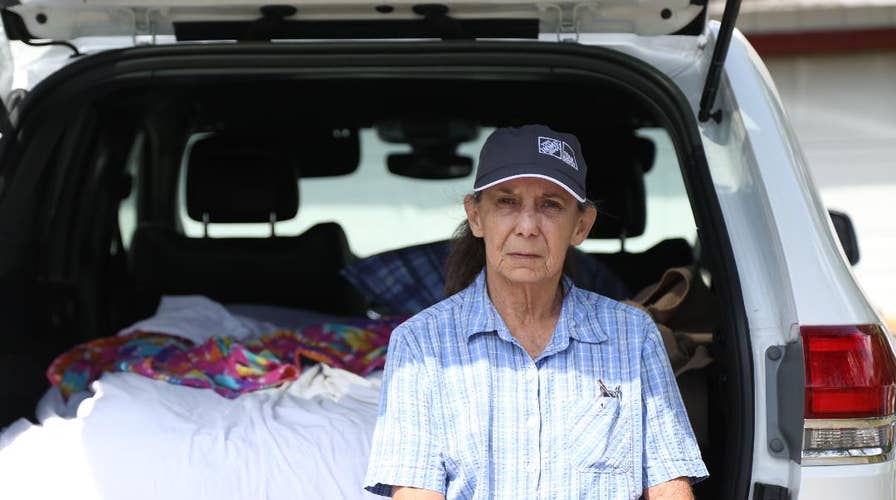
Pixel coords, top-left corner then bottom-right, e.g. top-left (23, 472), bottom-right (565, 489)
top-left (0, 1), bottom-right (893, 499)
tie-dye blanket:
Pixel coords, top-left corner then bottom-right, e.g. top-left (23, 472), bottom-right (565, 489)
top-left (47, 318), bottom-right (405, 400)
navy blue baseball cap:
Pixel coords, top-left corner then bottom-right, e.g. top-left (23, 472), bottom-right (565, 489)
top-left (473, 124), bottom-right (588, 202)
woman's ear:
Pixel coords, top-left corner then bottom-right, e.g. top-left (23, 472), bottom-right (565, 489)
top-left (464, 195), bottom-right (484, 238)
top-left (571, 205), bottom-right (597, 246)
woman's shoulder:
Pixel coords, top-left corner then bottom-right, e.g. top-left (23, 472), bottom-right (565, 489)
top-left (574, 285), bottom-right (649, 317)
top-left (389, 292), bottom-right (469, 348)
top-left (407, 288), bottom-right (468, 324)
top-left (571, 286), bottom-right (655, 337)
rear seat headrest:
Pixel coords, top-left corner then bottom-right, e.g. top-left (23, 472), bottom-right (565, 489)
top-left (585, 134), bottom-right (655, 239)
top-left (186, 133), bottom-right (299, 223)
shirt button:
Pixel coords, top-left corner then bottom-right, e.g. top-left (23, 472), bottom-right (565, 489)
top-left (527, 370), bottom-right (537, 382)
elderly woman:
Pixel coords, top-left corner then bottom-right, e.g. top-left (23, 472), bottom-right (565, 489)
top-left (364, 125), bottom-right (707, 499)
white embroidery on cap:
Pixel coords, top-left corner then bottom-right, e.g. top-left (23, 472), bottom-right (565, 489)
top-left (537, 136), bottom-right (578, 170)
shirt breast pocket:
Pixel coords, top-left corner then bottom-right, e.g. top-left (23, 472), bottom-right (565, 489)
top-left (566, 395), bottom-right (633, 474)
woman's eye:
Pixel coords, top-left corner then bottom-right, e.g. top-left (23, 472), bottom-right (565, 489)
top-left (498, 198), bottom-right (517, 206)
top-left (542, 200), bottom-right (561, 209)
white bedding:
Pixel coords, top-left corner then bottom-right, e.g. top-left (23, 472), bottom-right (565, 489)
top-left (0, 296), bottom-right (384, 500)
top-left (121, 295), bottom-right (284, 343)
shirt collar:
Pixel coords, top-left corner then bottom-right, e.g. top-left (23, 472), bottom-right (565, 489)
top-left (462, 268), bottom-right (608, 345)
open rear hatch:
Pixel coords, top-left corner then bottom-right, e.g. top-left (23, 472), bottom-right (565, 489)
top-left (1, 0), bottom-right (743, 135)
top-left (1, 0), bottom-right (711, 41)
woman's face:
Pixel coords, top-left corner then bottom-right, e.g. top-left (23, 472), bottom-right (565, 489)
top-left (464, 177), bottom-right (597, 286)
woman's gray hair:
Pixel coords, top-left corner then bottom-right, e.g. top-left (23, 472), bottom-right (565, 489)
top-left (443, 192), bottom-right (595, 296)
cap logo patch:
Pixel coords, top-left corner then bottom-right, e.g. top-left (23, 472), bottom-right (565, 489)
top-left (537, 136), bottom-right (578, 170)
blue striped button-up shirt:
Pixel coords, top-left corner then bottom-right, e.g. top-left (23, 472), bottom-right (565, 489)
top-left (364, 269), bottom-right (708, 499)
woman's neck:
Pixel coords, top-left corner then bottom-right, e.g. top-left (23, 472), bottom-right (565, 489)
top-left (484, 270), bottom-right (563, 357)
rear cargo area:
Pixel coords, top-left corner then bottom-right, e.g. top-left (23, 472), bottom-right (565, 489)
top-left (0, 44), bottom-right (752, 499)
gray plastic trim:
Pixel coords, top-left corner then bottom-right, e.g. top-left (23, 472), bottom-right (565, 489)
top-left (765, 340), bottom-right (804, 462)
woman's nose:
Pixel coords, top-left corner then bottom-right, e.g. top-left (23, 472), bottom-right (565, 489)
top-left (514, 206), bottom-right (539, 236)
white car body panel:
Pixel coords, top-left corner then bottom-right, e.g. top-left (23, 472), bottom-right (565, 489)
top-left (716, 29), bottom-right (879, 327)
top-left (800, 460), bottom-right (896, 498)
top-left (701, 24), bottom-right (887, 500)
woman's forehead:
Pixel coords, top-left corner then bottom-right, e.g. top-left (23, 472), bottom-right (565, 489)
top-left (485, 177), bottom-right (576, 200)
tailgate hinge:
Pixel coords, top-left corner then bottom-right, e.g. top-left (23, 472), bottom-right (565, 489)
top-left (132, 8), bottom-right (159, 45)
top-left (544, 3), bottom-right (587, 43)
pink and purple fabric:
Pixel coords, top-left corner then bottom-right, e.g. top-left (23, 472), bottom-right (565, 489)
top-left (47, 317), bottom-right (405, 400)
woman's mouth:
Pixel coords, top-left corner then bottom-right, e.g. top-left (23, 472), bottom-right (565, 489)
top-left (507, 252), bottom-right (540, 259)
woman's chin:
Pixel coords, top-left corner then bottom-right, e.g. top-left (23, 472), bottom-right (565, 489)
top-left (494, 266), bottom-right (555, 285)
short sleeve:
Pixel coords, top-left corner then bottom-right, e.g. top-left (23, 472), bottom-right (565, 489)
top-left (364, 325), bottom-right (446, 496)
top-left (640, 320), bottom-right (709, 489)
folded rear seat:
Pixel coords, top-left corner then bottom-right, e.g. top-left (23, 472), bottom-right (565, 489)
top-left (129, 133), bottom-right (366, 317)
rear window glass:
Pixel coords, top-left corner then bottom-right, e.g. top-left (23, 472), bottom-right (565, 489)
top-left (172, 127), bottom-right (696, 257)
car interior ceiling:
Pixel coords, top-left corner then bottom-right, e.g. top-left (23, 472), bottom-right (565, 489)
top-left (5, 75), bottom-right (729, 497)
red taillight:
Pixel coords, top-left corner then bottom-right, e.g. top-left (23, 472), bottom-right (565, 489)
top-left (802, 325), bottom-right (896, 419)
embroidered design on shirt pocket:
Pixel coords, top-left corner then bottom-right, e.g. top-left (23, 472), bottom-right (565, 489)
top-left (566, 394), bottom-right (632, 474)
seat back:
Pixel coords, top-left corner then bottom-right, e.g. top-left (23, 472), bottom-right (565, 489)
top-left (130, 133), bottom-right (364, 316)
top-left (596, 238), bottom-right (695, 295)
top-left (581, 131), bottom-right (693, 295)
top-left (186, 133), bottom-right (300, 224)
top-left (585, 132), bottom-right (655, 240)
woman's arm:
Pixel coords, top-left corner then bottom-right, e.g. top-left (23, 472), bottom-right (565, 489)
top-left (638, 320), bottom-right (709, 491)
top-left (643, 477), bottom-right (694, 499)
top-left (392, 486), bottom-right (446, 500)
top-left (364, 327), bottom-right (447, 497)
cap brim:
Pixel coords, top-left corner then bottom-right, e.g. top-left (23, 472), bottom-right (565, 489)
top-left (473, 173), bottom-right (586, 203)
